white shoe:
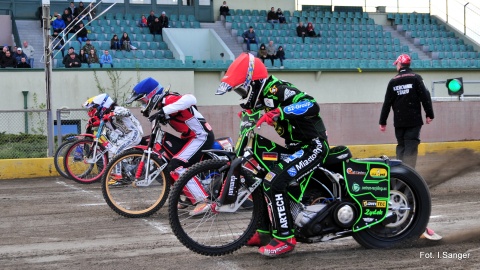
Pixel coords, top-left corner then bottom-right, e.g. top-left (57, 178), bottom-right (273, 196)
top-left (280, 66), bottom-right (284, 69)
top-left (189, 202), bottom-right (211, 216)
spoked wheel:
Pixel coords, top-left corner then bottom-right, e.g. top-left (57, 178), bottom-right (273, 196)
top-left (54, 139), bottom-right (78, 179)
top-left (101, 149), bottom-right (170, 218)
top-left (353, 165), bottom-right (431, 248)
top-left (64, 139), bottom-right (108, 184)
top-left (168, 159), bottom-right (263, 256)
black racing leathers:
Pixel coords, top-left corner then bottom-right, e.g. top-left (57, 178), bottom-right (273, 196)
top-left (262, 75), bottom-right (328, 148)
top-left (258, 75), bottom-right (329, 239)
top-left (379, 67), bottom-right (434, 128)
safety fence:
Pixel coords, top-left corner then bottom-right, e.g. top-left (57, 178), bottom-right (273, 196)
top-left (0, 109), bottom-right (88, 159)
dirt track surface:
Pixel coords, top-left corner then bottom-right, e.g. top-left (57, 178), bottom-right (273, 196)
top-left (1, 150), bottom-right (480, 270)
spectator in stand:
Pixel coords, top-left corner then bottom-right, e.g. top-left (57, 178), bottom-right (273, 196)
top-left (267, 7), bottom-right (279, 27)
top-left (1, 50), bottom-right (16, 68)
top-left (62, 47), bottom-right (79, 66)
top-left (17, 57), bottom-right (31, 68)
top-left (62, 8), bottom-right (73, 22)
top-left (63, 16), bottom-right (76, 39)
top-left (50, 11), bottom-right (59, 24)
top-left (276, 8), bottom-right (286, 24)
top-left (266, 40), bottom-right (277, 67)
top-left (85, 2), bottom-right (96, 21)
top-left (79, 49), bottom-right (88, 64)
top-left (99, 50), bottom-right (114, 68)
top-left (306, 22), bottom-right (319, 37)
top-left (87, 49), bottom-right (99, 67)
top-left (257, 43), bottom-right (267, 63)
top-left (296, 21), bottom-right (307, 43)
top-left (1, 45), bottom-right (10, 59)
top-left (276, 46), bottom-right (285, 68)
top-left (219, 1), bottom-right (230, 17)
top-left (120, 32), bottom-right (131, 51)
top-left (22, 41), bottom-right (35, 67)
top-left (65, 52), bottom-right (81, 68)
top-left (139, 15), bottom-right (148, 27)
top-left (52, 14), bottom-right (66, 33)
top-left (77, 1), bottom-right (86, 19)
top-left (242, 26), bottom-right (258, 52)
top-left (159, 11), bottom-right (169, 34)
top-left (152, 17), bottom-right (162, 36)
top-left (147, 10), bottom-right (156, 35)
top-left (82, 39), bottom-right (96, 54)
top-left (51, 31), bottom-right (65, 58)
top-left (110, 34), bottom-right (121, 50)
top-left (13, 48), bottom-right (28, 65)
top-left (68, 1), bottom-right (78, 18)
top-left (76, 22), bottom-right (88, 44)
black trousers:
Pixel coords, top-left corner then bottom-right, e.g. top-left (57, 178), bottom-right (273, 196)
top-left (260, 138), bottom-right (329, 238)
top-left (394, 125), bottom-right (422, 168)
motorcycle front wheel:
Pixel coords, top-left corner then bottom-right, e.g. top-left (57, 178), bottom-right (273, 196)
top-left (168, 159), bottom-right (264, 256)
top-left (54, 138), bottom-right (78, 179)
top-left (64, 139), bottom-right (108, 184)
top-left (101, 149), bottom-right (170, 218)
top-left (353, 164), bottom-right (431, 248)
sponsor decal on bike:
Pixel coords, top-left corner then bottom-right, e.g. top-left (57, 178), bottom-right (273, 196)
top-left (262, 152), bottom-right (278, 161)
top-left (165, 140), bottom-right (173, 147)
top-left (283, 100), bottom-right (313, 115)
top-left (352, 183), bottom-right (360, 192)
top-left (283, 149), bottom-right (304, 163)
top-left (269, 85), bottom-right (278, 94)
top-left (369, 168), bottom-right (388, 177)
top-left (362, 200), bottom-right (387, 208)
top-left (228, 175), bottom-right (237, 196)
top-left (275, 194), bottom-right (289, 229)
top-left (364, 209), bottom-right (384, 216)
top-left (284, 88), bottom-right (296, 100)
top-left (265, 172), bottom-right (275, 182)
top-left (363, 217), bottom-right (375, 223)
top-left (294, 140), bottom-right (322, 171)
top-left (346, 168), bottom-right (366, 175)
top-left (361, 186), bottom-right (387, 192)
top-left (287, 167), bottom-right (297, 177)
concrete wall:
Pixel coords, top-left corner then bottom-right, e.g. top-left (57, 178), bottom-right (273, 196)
top-left (0, 15), bottom-right (13, 46)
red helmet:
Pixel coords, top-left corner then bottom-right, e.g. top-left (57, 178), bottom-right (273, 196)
top-left (393, 54), bottom-right (411, 66)
top-left (216, 53), bottom-right (268, 95)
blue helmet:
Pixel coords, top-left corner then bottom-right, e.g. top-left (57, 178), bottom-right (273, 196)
top-left (126, 77), bottom-right (167, 117)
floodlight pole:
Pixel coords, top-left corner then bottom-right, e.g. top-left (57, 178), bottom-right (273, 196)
top-left (464, 2), bottom-right (469, 35)
top-left (42, 0), bottom-right (54, 157)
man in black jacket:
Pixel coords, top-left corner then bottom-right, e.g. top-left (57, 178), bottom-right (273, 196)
top-left (147, 10), bottom-right (156, 35)
top-left (379, 54), bottom-right (434, 168)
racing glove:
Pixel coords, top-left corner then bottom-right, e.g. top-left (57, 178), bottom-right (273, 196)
top-left (256, 108), bottom-right (280, 127)
top-left (148, 109), bottom-right (169, 125)
top-left (102, 112), bottom-right (115, 121)
top-left (88, 116), bottom-right (100, 127)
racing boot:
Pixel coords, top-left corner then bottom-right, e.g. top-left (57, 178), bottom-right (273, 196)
top-left (421, 227), bottom-right (442, 240)
top-left (246, 231), bottom-right (271, 247)
top-left (258, 236), bottom-right (296, 257)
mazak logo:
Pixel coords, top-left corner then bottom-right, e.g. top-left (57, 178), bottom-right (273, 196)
top-left (228, 176), bottom-right (237, 196)
top-left (346, 168), bottom-right (366, 175)
top-left (284, 100), bottom-right (313, 115)
top-left (352, 183), bottom-right (360, 192)
top-left (275, 194), bottom-right (288, 229)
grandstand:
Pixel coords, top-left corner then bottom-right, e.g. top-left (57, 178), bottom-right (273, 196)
top-left (2, 2), bottom-right (480, 71)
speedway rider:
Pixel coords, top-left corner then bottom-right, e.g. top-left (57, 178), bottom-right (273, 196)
top-left (126, 77), bottom-right (215, 216)
top-left (216, 53), bottom-right (330, 257)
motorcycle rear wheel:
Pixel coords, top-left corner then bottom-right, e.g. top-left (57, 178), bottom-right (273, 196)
top-left (101, 149), bottom-right (170, 218)
top-left (54, 139), bottom-right (78, 179)
top-left (168, 159), bottom-right (263, 256)
top-left (353, 164), bottom-right (431, 248)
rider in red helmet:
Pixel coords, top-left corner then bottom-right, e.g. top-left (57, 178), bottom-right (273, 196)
top-left (217, 53), bottom-right (330, 257)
